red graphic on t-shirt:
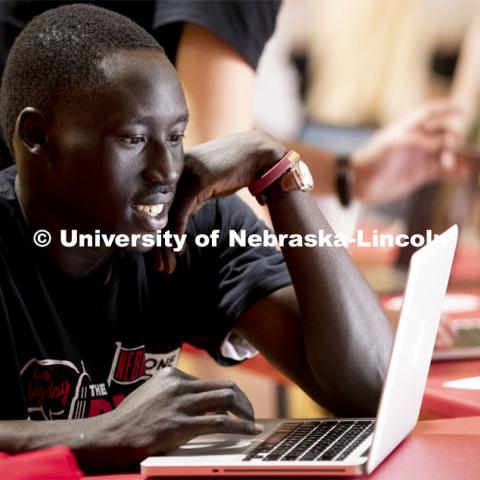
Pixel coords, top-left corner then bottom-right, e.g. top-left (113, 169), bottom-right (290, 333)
top-left (88, 393), bottom-right (125, 417)
top-left (107, 342), bottom-right (148, 387)
top-left (20, 359), bottom-right (90, 420)
top-left (20, 343), bottom-right (176, 420)
top-left (27, 366), bottom-right (71, 406)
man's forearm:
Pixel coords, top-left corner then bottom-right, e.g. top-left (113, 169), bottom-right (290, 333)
top-left (0, 417), bottom-right (133, 471)
top-left (267, 191), bottom-right (393, 415)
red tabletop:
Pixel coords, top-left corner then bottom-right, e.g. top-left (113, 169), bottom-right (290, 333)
top-left (366, 416), bottom-right (480, 479)
top-left (423, 358), bottom-right (480, 417)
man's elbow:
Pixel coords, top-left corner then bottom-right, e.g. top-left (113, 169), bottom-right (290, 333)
top-left (309, 358), bottom-right (387, 418)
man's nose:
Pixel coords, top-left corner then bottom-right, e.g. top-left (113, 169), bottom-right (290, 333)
top-left (141, 143), bottom-right (182, 186)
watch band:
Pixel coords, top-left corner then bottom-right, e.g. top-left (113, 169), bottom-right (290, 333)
top-left (248, 150), bottom-right (297, 197)
top-left (335, 154), bottom-right (353, 207)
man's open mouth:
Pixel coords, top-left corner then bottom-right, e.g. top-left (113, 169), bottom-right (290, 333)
top-left (133, 204), bottom-right (165, 217)
top-left (130, 201), bottom-right (170, 233)
top-left (130, 191), bottom-right (173, 232)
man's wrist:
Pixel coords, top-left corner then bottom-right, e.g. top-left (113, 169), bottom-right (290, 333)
top-left (249, 151), bottom-right (293, 199)
top-left (247, 131), bottom-right (287, 179)
top-left (249, 150), bottom-right (314, 205)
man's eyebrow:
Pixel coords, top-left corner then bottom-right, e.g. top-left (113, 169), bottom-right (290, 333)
top-left (174, 114), bottom-right (189, 124)
top-left (118, 114), bottom-right (189, 126)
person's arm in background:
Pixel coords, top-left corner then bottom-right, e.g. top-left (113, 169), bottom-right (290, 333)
top-left (176, 24), bottom-right (470, 213)
top-left (285, 101), bottom-right (470, 204)
top-left (177, 24), bottom-right (255, 146)
top-left (176, 23), bottom-right (267, 217)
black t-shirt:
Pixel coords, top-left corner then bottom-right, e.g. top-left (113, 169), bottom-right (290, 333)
top-left (152, 0), bottom-right (281, 68)
top-left (0, 166), bottom-right (291, 420)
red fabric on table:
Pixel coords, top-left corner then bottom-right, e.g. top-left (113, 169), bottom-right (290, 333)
top-left (84, 475), bottom-right (145, 480)
top-left (0, 445), bottom-right (82, 479)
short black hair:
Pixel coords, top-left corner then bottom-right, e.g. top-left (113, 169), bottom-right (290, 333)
top-left (0, 3), bottom-right (164, 154)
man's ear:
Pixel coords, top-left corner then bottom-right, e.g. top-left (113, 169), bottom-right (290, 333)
top-left (14, 107), bottom-right (49, 160)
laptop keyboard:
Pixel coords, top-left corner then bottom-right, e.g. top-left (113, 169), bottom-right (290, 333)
top-left (243, 420), bottom-right (374, 462)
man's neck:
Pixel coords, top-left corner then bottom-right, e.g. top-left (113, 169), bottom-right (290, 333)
top-left (15, 177), bottom-right (115, 279)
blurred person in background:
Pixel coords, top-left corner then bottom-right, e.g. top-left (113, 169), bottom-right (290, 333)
top-left (168, 0), bottom-right (472, 223)
top-left (253, 0), bottom-right (480, 352)
top-left (0, 0), bottom-right (471, 220)
top-left (254, 0), bottom-right (480, 239)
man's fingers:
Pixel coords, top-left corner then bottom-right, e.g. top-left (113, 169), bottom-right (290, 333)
top-left (154, 247), bottom-right (177, 274)
top-left (169, 172), bottom-right (202, 237)
top-left (154, 249), bottom-right (164, 272)
top-left (188, 414), bottom-right (262, 437)
top-left (185, 380), bottom-right (255, 420)
top-left (155, 366), bottom-right (198, 384)
top-left (171, 193), bottom-right (198, 237)
top-left (182, 389), bottom-right (255, 421)
top-left (163, 247), bottom-right (177, 274)
top-left (187, 379), bottom-right (246, 393)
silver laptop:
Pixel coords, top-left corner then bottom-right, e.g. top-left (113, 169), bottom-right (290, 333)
top-left (141, 225), bottom-right (458, 477)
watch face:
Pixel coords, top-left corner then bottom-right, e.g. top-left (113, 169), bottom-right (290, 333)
top-left (298, 161), bottom-right (314, 190)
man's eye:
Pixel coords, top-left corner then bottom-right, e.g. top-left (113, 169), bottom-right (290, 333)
top-left (168, 133), bottom-right (185, 143)
top-left (120, 136), bottom-right (146, 145)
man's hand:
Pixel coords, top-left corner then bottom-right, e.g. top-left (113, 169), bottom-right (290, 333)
top-left (91, 367), bottom-right (261, 469)
top-left (352, 101), bottom-right (471, 204)
top-left (155, 131), bottom-right (285, 272)
top-left (0, 368), bottom-right (261, 471)
top-left (173, 131), bottom-right (285, 235)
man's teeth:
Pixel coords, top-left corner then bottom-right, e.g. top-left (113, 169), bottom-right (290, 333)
top-left (134, 204), bottom-right (165, 216)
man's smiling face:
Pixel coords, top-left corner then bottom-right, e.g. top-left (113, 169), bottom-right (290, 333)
top-left (44, 49), bottom-right (188, 246)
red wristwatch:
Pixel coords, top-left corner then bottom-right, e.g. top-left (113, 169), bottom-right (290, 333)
top-left (248, 150), bottom-right (314, 205)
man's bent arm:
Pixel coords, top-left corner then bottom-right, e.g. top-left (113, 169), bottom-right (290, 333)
top-left (236, 190), bottom-right (393, 416)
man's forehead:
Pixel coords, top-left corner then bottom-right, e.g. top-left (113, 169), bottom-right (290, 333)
top-left (73, 48), bottom-right (188, 127)
top-left (99, 48), bottom-right (178, 89)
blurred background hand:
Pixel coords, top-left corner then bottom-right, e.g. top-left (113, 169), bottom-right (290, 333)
top-left (352, 101), bottom-right (472, 204)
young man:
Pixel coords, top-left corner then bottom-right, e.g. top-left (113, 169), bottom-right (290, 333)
top-left (0, 5), bottom-right (392, 470)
